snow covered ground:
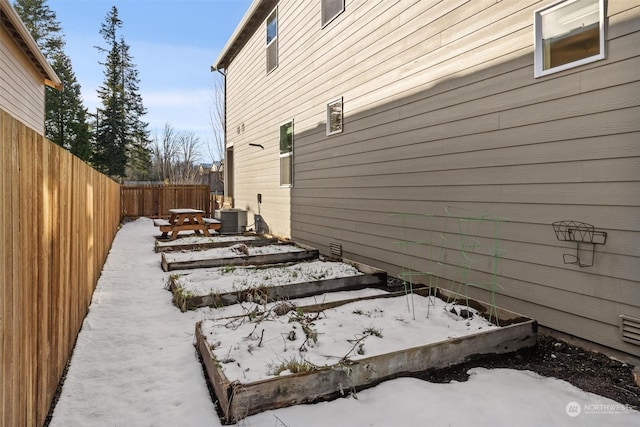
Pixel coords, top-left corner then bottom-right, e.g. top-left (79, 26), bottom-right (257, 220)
top-left (162, 243), bottom-right (306, 264)
top-left (201, 293), bottom-right (498, 384)
top-left (173, 259), bottom-right (363, 296)
top-left (49, 218), bottom-right (639, 427)
top-left (155, 234), bottom-right (270, 251)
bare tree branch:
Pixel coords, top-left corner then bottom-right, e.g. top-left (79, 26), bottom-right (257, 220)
top-left (150, 123), bottom-right (178, 182)
top-left (173, 131), bottom-right (203, 184)
top-left (151, 124), bottom-right (203, 184)
top-left (208, 72), bottom-right (225, 174)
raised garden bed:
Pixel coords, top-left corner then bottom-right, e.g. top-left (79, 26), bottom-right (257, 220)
top-left (155, 234), bottom-right (280, 253)
top-left (167, 259), bottom-right (388, 311)
top-left (196, 287), bottom-right (537, 423)
top-left (161, 242), bottom-right (319, 272)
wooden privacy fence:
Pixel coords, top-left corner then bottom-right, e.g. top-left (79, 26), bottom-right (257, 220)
top-left (121, 185), bottom-right (211, 218)
top-left (211, 193), bottom-right (233, 212)
top-left (0, 110), bottom-right (121, 427)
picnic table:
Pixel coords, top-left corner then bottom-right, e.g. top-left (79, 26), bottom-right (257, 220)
top-left (153, 208), bottom-right (221, 240)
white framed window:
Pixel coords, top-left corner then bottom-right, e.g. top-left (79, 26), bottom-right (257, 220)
top-left (322, 0), bottom-right (344, 27)
top-left (326, 97), bottom-right (343, 136)
top-left (534, 0), bottom-right (605, 78)
top-left (279, 120), bottom-right (293, 187)
top-left (266, 7), bottom-right (278, 74)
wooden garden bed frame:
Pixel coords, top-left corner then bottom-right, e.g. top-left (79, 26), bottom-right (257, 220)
top-left (195, 287), bottom-right (537, 424)
top-left (155, 234), bottom-right (280, 253)
top-left (168, 258), bottom-right (388, 311)
top-left (161, 242), bottom-right (319, 272)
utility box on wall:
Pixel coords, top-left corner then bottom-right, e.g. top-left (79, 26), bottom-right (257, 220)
top-left (214, 209), bottom-right (248, 234)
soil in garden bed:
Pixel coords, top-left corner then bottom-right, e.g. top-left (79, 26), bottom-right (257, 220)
top-left (414, 334), bottom-right (639, 410)
top-left (198, 332), bottom-right (638, 425)
top-left (385, 276), bottom-right (639, 410)
top-left (200, 291), bottom-right (504, 385)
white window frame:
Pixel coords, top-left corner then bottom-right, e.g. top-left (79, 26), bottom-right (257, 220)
top-left (266, 7), bottom-right (278, 74)
top-left (534, 0), bottom-right (605, 78)
top-left (326, 97), bottom-right (343, 136)
top-left (279, 119), bottom-right (293, 187)
top-left (321, 0), bottom-right (345, 28)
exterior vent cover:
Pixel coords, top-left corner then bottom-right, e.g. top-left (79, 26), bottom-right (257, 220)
top-left (619, 315), bottom-right (640, 346)
top-left (329, 242), bottom-right (342, 257)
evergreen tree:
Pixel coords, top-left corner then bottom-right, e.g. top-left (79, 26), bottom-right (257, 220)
top-left (94, 7), bottom-right (125, 176)
top-left (12, 0), bottom-right (62, 57)
top-left (121, 40), bottom-right (151, 180)
top-left (94, 6), bottom-right (150, 178)
top-left (49, 53), bottom-right (93, 160)
top-left (13, 0), bottom-right (93, 161)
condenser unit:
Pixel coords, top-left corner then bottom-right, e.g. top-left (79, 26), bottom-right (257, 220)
top-left (214, 209), bottom-right (247, 234)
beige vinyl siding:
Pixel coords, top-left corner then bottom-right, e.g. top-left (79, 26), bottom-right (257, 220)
top-left (225, 0), bottom-right (326, 237)
top-left (0, 25), bottom-right (45, 134)
top-left (223, 0), bottom-right (640, 355)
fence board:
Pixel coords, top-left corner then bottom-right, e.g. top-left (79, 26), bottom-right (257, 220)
top-left (210, 193), bottom-right (233, 212)
top-left (0, 109), bottom-right (121, 427)
top-left (121, 185), bottom-right (212, 218)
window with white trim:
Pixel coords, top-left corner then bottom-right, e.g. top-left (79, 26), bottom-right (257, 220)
top-left (326, 97), bottom-right (343, 136)
top-left (266, 8), bottom-right (278, 73)
top-left (279, 120), bottom-right (293, 187)
top-left (534, 0), bottom-right (605, 78)
top-left (322, 0), bottom-right (344, 27)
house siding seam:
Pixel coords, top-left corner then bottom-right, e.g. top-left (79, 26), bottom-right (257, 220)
top-left (221, 0), bottom-right (640, 356)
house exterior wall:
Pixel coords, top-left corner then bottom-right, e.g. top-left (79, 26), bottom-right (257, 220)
top-left (224, 1), bottom-right (291, 237)
top-left (221, 0), bottom-right (640, 355)
top-left (0, 23), bottom-right (46, 134)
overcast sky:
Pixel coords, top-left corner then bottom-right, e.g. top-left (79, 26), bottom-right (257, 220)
top-left (47, 0), bottom-right (253, 162)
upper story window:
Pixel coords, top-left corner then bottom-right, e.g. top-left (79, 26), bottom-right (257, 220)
top-left (279, 120), bottom-right (293, 187)
top-left (326, 97), bottom-right (343, 136)
top-left (267, 8), bottom-right (278, 73)
top-left (534, 0), bottom-right (605, 78)
top-left (322, 0), bottom-right (345, 27)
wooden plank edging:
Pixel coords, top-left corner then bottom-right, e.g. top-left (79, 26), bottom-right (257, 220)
top-left (155, 236), bottom-right (280, 253)
top-left (169, 258), bottom-right (387, 311)
top-left (161, 243), bottom-right (320, 272)
top-left (195, 298), bottom-right (537, 424)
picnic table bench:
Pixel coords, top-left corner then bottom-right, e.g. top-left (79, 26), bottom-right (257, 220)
top-left (153, 208), bottom-right (221, 240)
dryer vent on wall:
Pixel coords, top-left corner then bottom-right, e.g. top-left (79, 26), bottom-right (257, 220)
top-left (329, 242), bottom-right (342, 258)
top-left (619, 315), bottom-right (640, 346)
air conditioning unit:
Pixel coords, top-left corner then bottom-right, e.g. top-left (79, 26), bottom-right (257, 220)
top-left (214, 209), bottom-right (248, 234)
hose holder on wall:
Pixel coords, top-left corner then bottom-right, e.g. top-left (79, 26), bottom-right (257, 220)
top-left (552, 221), bottom-right (607, 268)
